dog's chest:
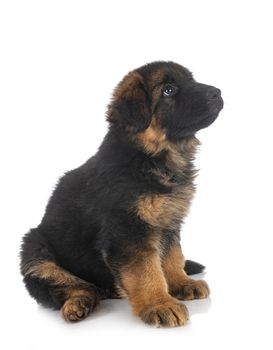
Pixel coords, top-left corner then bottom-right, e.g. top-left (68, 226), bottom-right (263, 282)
top-left (135, 136), bottom-right (198, 230)
top-left (135, 183), bottom-right (194, 230)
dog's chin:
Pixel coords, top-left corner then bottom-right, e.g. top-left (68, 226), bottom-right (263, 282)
top-left (174, 112), bottom-right (221, 139)
top-left (177, 99), bottom-right (224, 139)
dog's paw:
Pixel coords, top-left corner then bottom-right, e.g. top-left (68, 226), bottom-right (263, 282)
top-left (172, 279), bottom-right (210, 301)
top-left (139, 300), bottom-right (189, 327)
top-left (61, 296), bottom-right (94, 322)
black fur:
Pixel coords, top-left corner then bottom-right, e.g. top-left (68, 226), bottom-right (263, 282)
top-left (184, 260), bottom-right (205, 275)
top-left (20, 61), bottom-right (223, 314)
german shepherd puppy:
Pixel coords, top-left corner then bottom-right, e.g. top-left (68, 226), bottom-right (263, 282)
top-left (20, 61), bottom-right (223, 327)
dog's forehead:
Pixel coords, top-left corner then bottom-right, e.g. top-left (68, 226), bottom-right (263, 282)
top-left (138, 61), bottom-right (192, 87)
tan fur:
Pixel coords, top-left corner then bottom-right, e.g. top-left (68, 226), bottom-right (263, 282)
top-left (162, 245), bottom-right (188, 289)
top-left (120, 249), bottom-right (188, 326)
top-left (136, 116), bottom-right (199, 157)
top-left (135, 130), bottom-right (199, 229)
top-left (107, 71), bottom-right (149, 128)
top-left (112, 285), bottom-right (128, 299)
top-left (120, 250), bottom-right (169, 314)
top-left (25, 262), bottom-right (98, 322)
top-left (162, 245), bottom-right (210, 300)
top-left (64, 287), bottom-right (96, 299)
top-left (25, 260), bottom-right (86, 286)
top-left (113, 71), bottom-right (144, 99)
top-left (139, 299), bottom-right (188, 327)
top-left (135, 186), bottom-right (194, 230)
top-left (136, 114), bottom-right (199, 160)
top-left (173, 279), bottom-right (210, 300)
top-left (61, 294), bottom-right (95, 322)
top-left (136, 117), bottom-right (168, 154)
top-left (167, 137), bottom-right (200, 170)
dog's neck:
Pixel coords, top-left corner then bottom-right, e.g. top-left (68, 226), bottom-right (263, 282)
top-left (133, 120), bottom-right (200, 187)
top-left (150, 138), bottom-right (199, 187)
top-left (100, 123), bottom-right (199, 187)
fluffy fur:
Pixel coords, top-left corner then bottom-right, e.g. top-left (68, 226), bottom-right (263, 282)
top-left (20, 61), bottom-right (223, 327)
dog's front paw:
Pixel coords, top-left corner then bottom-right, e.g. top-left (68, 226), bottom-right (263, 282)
top-left (139, 300), bottom-right (189, 327)
top-left (172, 279), bottom-right (210, 301)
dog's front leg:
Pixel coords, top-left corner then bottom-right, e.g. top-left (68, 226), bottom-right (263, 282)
top-left (105, 244), bottom-right (189, 327)
top-left (162, 244), bottom-right (210, 300)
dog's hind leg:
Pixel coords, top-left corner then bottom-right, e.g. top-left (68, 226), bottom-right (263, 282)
top-left (20, 228), bottom-right (99, 322)
top-left (23, 260), bottom-right (99, 322)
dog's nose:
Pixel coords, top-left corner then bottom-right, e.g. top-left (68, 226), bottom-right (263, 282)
top-left (206, 87), bottom-right (221, 99)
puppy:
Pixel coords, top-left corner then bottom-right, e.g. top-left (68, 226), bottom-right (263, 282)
top-left (20, 61), bottom-right (223, 327)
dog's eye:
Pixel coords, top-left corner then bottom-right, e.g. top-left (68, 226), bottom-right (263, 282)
top-left (162, 85), bottom-right (175, 97)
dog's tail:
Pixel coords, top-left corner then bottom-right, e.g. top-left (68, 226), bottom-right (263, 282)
top-left (184, 260), bottom-right (206, 275)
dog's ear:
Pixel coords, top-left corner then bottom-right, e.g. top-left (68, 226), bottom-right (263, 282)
top-left (107, 71), bottom-right (151, 132)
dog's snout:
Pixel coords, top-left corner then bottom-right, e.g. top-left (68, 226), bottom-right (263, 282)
top-left (206, 87), bottom-right (221, 100)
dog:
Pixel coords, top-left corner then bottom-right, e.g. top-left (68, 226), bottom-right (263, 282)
top-left (20, 61), bottom-right (223, 327)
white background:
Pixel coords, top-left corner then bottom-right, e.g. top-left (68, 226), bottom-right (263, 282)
top-left (0, 0), bottom-right (272, 349)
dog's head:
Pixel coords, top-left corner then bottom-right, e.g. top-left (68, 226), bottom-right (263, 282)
top-left (107, 61), bottom-right (223, 146)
